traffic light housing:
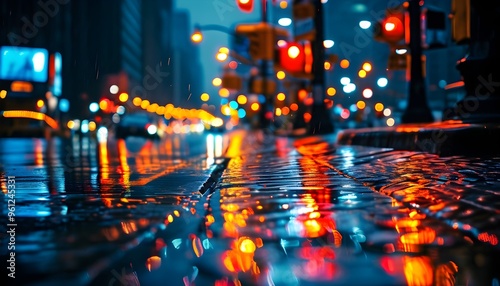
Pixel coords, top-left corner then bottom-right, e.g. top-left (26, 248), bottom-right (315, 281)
top-left (374, 5), bottom-right (408, 45)
top-left (236, 0), bottom-right (253, 13)
top-left (235, 23), bottom-right (274, 61)
top-left (275, 41), bottom-right (313, 79)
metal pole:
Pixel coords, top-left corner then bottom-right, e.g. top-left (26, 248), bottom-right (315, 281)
top-left (401, 0), bottom-right (433, 123)
top-left (308, 0), bottom-right (334, 134)
top-left (259, 0), bottom-right (271, 129)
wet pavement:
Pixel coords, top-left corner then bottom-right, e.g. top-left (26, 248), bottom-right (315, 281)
top-left (1, 129), bottom-right (500, 285)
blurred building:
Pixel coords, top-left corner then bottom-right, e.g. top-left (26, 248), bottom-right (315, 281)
top-left (0, 0), bottom-right (203, 120)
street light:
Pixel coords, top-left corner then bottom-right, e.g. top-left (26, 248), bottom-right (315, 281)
top-left (191, 28), bottom-right (203, 43)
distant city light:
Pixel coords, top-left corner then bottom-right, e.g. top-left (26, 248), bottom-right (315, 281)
top-left (340, 109), bottom-right (350, 119)
top-left (386, 118), bottom-right (395, 126)
top-left (356, 100), bottom-right (366, 109)
top-left (340, 77), bottom-right (351, 85)
top-left (118, 92), bottom-right (128, 102)
top-left (89, 102), bottom-right (99, 113)
top-left (276, 92), bottom-right (286, 101)
top-left (343, 83), bottom-right (356, 93)
top-left (0, 90), bottom-right (7, 99)
top-left (238, 108), bottom-right (246, 118)
top-left (396, 48), bottom-right (408, 54)
top-left (362, 62), bottom-right (372, 72)
top-left (251, 102), bottom-right (260, 111)
top-left (116, 106), bottom-right (125, 115)
top-left (377, 77), bottom-right (388, 87)
top-left (228, 61), bottom-right (238, 69)
top-left (200, 92), bottom-right (210, 102)
top-left (219, 88), bottom-right (230, 97)
top-left (81, 120), bottom-right (89, 134)
top-left (359, 20), bottom-right (371, 29)
top-left (237, 94), bottom-right (247, 104)
top-left (212, 77), bottom-right (222, 87)
top-left (278, 17), bottom-right (292, 27)
top-left (59, 98), bottom-right (69, 112)
top-left (277, 40), bottom-right (287, 47)
top-left (216, 52), bottom-right (228, 61)
top-left (276, 70), bottom-right (286, 80)
top-left (321, 0), bottom-right (328, 3)
top-left (349, 104), bottom-right (358, 112)
top-left (323, 40), bottom-right (334, 48)
top-left (132, 97), bottom-right (141, 106)
top-left (327, 87), bottom-right (336, 96)
top-left (229, 100), bottom-right (239, 109)
top-left (383, 108), bottom-right (392, 116)
top-left (219, 47), bottom-right (229, 54)
top-left (109, 85), bottom-right (119, 94)
top-left (358, 70), bottom-right (367, 78)
top-left (279, 1), bottom-right (288, 9)
top-left (362, 88), bottom-right (373, 98)
top-left (340, 59), bottom-right (350, 68)
top-left (375, 103), bottom-right (384, 112)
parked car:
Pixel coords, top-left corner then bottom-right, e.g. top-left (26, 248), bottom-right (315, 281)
top-left (115, 112), bottom-right (163, 139)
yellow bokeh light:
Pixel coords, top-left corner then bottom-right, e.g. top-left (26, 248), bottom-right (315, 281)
top-left (358, 70), bottom-right (367, 78)
top-left (375, 102), bottom-right (384, 112)
top-left (250, 102), bottom-right (260, 111)
top-left (221, 105), bottom-right (231, 116)
top-left (67, 120), bottom-right (75, 129)
top-left (275, 108), bottom-right (282, 116)
top-left (324, 61), bottom-right (332, 70)
top-left (219, 47), bottom-right (229, 54)
top-left (276, 92), bottom-right (286, 101)
top-left (340, 59), bottom-right (350, 69)
top-left (191, 32), bottom-right (202, 43)
top-left (276, 70), bottom-right (286, 80)
top-left (362, 62), bottom-right (372, 72)
top-left (239, 238), bottom-right (256, 254)
top-left (200, 93), bottom-right (210, 102)
top-left (356, 100), bottom-right (366, 109)
top-left (36, 99), bottom-right (44, 108)
top-left (279, 0), bottom-right (288, 9)
top-left (132, 97), bottom-right (142, 106)
top-left (118, 92), bottom-right (128, 103)
top-left (0, 90), bottom-right (7, 99)
top-left (140, 99), bottom-right (150, 109)
top-left (88, 121), bottom-right (97, 132)
top-left (99, 99), bottom-right (108, 111)
top-left (219, 88), bottom-right (230, 97)
top-left (237, 94), bottom-right (247, 105)
top-left (216, 52), bottom-right (228, 62)
top-left (327, 87), bottom-right (336, 96)
top-left (212, 77), bottom-right (222, 87)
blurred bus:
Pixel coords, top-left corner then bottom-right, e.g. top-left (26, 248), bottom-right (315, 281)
top-left (0, 46), bottom-right (61, 137)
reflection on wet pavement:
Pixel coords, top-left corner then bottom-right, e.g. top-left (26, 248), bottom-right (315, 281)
top-left (1, 131), bottom-right (500, 285)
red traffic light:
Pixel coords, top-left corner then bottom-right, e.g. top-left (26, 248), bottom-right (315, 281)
top-left (381, 13), bottom-right (406, 43)
top-left (279, 42), bottom-right (305, 73)
top-left (236, 0), bottom-right (253, 13)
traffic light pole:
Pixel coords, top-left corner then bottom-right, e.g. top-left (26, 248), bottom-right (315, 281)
top-left (454, 0), bottom-right (500, 122)
top-left (258, 0), bottom-right (272, 130)
top-left (308, 0), bottom-right (334, 134)
top-left (401, 0), bottom-right (434, 123)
